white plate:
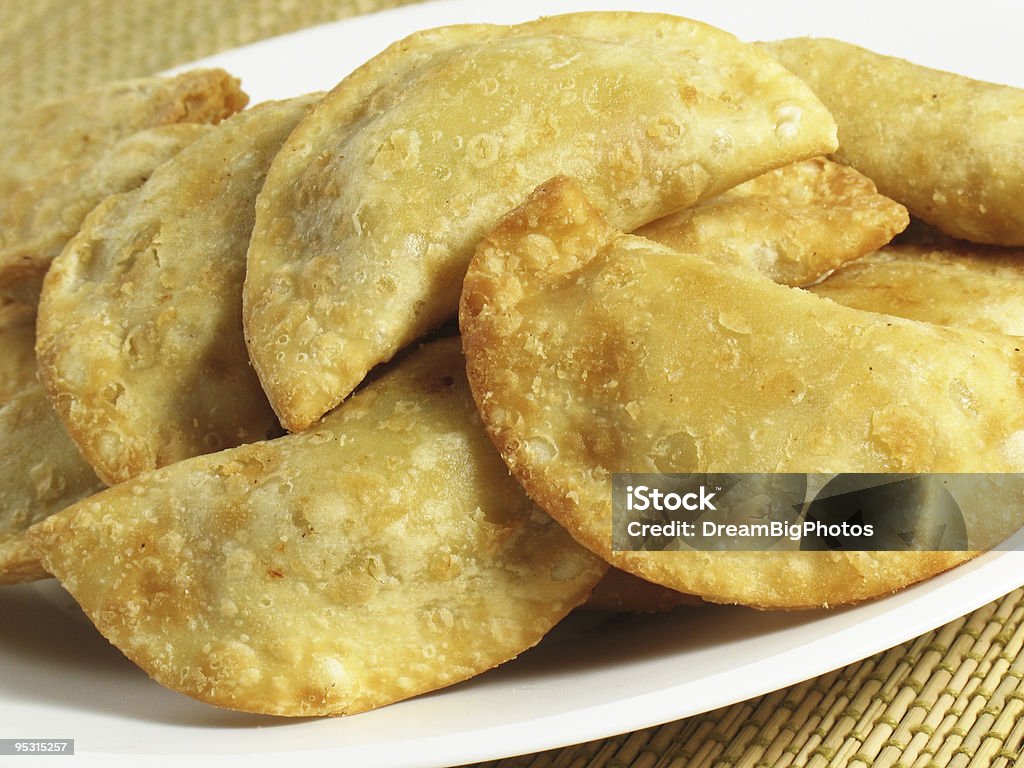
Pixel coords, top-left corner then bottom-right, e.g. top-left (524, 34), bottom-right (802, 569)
top-left (7, 1), bottom-right (1024, 766)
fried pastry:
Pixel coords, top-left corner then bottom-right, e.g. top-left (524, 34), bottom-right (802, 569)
top-left (246, 12), bottom-right (837, 431)
top-left (460, 177), bottom-right (1024, 609)
top-left (763, 37), bottom-right (1024, 246)
top-left (0, 69), bottom-right (247, 302)
top-left (0, 68), bottom-right (245, 197)
top-left (811, 244), bottom-right (1024, 335)
top-left (0, 124), bottom-right (214, 304)
top-left (36, 96), bottom-right (320, 486)
top-left (27, 338), bottom-right (605, 716)
top-left (637, 157), bottom-right (908, 286)
top-left (1, 385), bottom-right (104, 585)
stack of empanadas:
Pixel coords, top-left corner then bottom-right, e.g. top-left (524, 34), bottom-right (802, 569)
top-left (3, 11), bottom-right (1023, 717)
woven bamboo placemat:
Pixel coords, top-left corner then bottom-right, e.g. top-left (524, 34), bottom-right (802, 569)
top-left (0, 0), bottom-right (425, 119)
top-left (472, 589), bottom-right (1024, 768)
top-left (3, 2), bottom-right (1023, 766)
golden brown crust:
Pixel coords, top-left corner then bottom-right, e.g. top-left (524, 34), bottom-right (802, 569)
top-left (0, 123), bottom-right (214, 302)
top-left (27, 338), bottom-right (606, 716)
top-left (0, 69), bottom-right (247, 300)
top-left (460, 177), bottom-right (1024, 609)
top-left (763, 37), bottom-right (1024, 246)
top-left (0, 385), bottom-right (104, 584)
top-left (0, 539), bottom-right (50, 585)
top-left (245, 12), bottom-right (837, 431)
top-left (36, 97), bottom-right (319, 486)
top-left (637, 157), bottom-right (908, 286)
top-left (811, 244), bottom-right (1024, 335)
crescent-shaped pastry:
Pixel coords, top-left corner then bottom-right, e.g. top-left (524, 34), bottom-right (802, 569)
top-left (245, 12), bottom-right (837, 431)
top-left (0, 69), bottom-right (247, 302)
top-left (36, 96), bottom-right (321, 486)
top-left (460, 177), bottom-right (1024, 609)
top-left (763, 37), bottom-right (1024, 246)
top-left (27, 338), bottom-right (605, 716)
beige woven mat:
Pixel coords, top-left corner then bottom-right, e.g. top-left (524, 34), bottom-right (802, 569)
top-left (3, 2), bottom-right (1023, 766)
top-left (0, 0), bottom-right (425, 118)
top-left (472, 589), bottom-right (1024, 768)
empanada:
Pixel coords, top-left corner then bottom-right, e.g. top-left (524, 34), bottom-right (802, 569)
top-left (811, 244), bottom-right (1024, 335)
top-left (1, 385), bottom-right (104, 585)
top-left (0, 69), bottom-right (247, 302)
top-left (763, 37), bottom-right (1024, 246)
top-left (246, 12), bottom-right (837, 431)
top-left (27, 338), bottom-right (605, 715)
top-left (37, 96), bottom-right (319, 486)
top-left (637, 157), bottom-right (908, 286)
top-left (460, 177), bottom-right (1024, 609)
top-left (0, 124), bottom-right (214, 304)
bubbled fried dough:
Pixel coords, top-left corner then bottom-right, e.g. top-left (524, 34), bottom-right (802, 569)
top-left (460, 178), bottom-right (1024, 609)
top-left (245, 11), bottom-right (837, 432)
top-left (763, 37), bottom-right (1024, 246)
top-left (27, 338), bottom-right (606, 716)
top-left (0, 123), bottom-right (214, 304)
top-left (637, 157), bottom-right (908, 286)
top-left (37, 96), bottom-right (322, 486)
